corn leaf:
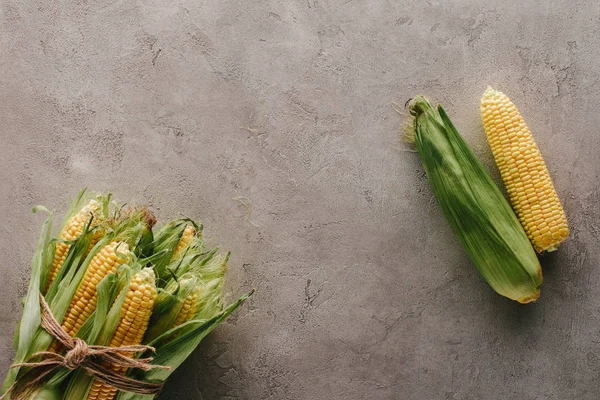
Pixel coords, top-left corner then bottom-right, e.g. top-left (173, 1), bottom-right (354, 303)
top-left (35, 387), bottom-right (64, 400)
top-left (2, 210), bottom-right (52, 393)
top-left (63, 369), bottom-right (92, 400)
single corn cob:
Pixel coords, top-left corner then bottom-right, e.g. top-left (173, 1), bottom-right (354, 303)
top-left (86, 269), bottom-right (157, 400)
top-left (407, 96), bottom-right (542, 303)
top-left (46, 199), bottom-right (103, 290)
top-left (62, 242), bottom-right (130, 336)
top-left (172, 224), bottom-right (195, 259)
top-left (48, 242), bottom-right (130, 353)
top-left (480, 87), bottom-right (569, 253)
top-left (172, 285), bottom-right (202, 328)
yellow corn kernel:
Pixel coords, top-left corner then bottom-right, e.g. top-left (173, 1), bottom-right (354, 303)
top-left (481, 87), bottom-right (569, 252)
top-left (86, 269), bottom-right (157, 400)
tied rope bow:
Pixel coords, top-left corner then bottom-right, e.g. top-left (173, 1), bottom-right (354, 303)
top-left (0, 294), bottom-right (169, 400)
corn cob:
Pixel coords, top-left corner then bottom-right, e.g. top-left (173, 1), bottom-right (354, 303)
top-left (407, 96), bottom-right (542, 303)
top-left (46, 199), bottom-right (104, 290)
top-left (86, 269), bottom-right (157, 400)
top-left (62, 242), bottom-right (130, 336)
top-left (48, 242), bottom-right (130, 353)
top-left (172, 224), bottom-right (195, 259)
top-left (480, 87), bottom-right (569, 253)
top-left (172, 285), bottom-right (202, 328)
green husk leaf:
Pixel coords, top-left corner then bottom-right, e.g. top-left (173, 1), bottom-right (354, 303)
top-left (36, 387), bottom-right (64, 400)
top-left (407, 96), bottom-right (542, 303)
top-left (62, 368), bottom-right (92, 400)
top-left (167, 247), bottom-right (217, 280)
top-left (2, 210), bottom-right (53, 392)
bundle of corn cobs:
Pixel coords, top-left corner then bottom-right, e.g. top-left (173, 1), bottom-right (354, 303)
top-left (1, 190), bottom-right (252, 399)
top-left (406, 87), bottom-right (569, 303)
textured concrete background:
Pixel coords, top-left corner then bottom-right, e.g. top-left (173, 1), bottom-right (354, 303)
top-left (1, 0), bottom-right (599, 399)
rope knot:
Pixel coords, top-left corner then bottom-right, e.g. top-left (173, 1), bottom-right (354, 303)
top-left (64, 338), bottom-right (88, 369)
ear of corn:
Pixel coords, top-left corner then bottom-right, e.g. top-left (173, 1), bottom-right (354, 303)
top-left (407, 96), bottom-right (542, 303)
top-left (151, 220), bottom-right (203, 281)
top-left (172, 224), bottom-right (196, 259)
top-left (8, 206), bottom-right (116, 391)
top-left (143, 277), bottom-right (197, 343)
top-left (481, 87), bottom-right (569, 253)
top-left (172, 285), bottom-right (202, 328)
top-left (141, 245), bottom-right (228, 345)
top-left (45, 198), bottom-right (106, 291)
top-left (48, 242), bottom-right (130, 352)
top-left (61, 266), bottom-right (136, 400)
top-left (86, 268), bottom-right (157, 400)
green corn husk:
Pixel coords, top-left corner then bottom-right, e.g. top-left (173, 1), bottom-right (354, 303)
top-left (406, 96), bottom-right (542, 303)
top-left (2, 207), bottom-right (54, 395)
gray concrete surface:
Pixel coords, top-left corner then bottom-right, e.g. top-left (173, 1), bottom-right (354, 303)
top-left (1, 0), bottom-right (599, 399)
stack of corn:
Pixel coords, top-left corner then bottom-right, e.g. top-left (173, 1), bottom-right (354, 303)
top-left (406, 88), bottom-right (568, 303)
top-left (2, 190), bottom-right (252, 400)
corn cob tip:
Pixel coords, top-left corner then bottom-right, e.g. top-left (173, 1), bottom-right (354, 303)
top-left (136, 267), bottom-right (156, 286)
top-left (83, 199), bottom-right (100, 212)
top-left (481, 86), bottom-right (501, 104)
top-left (172, 223), bottom-right (196, 259)
top-left (113, 240), bottom-right (130, 255)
